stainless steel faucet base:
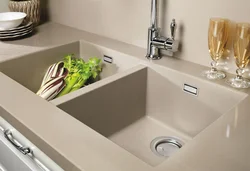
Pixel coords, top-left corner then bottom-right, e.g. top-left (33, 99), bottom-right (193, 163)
top-left (146, 0), bottom-right (178, 60)
top-left (146, 55), bottom-right (161, 60)
top-left (146, 42), bottom-right (161, 60)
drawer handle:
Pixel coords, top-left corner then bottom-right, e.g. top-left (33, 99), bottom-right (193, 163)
top-left (4, 129), bottom-right (32, 155)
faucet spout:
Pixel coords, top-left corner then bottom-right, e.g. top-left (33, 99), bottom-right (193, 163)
top-left (150, 0), bottom-right (158, 29)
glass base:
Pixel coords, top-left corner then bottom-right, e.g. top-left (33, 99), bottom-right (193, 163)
top-left (202, 70), bottom-right (226, 80)
top-left (226, 77), bottom-right (250, 89)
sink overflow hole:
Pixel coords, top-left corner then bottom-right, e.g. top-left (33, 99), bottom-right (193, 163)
top-left (150, 137), bottom-right (184, 157)
top-left (183, 84), bottom-right (198, 96)
top-left (103, 55), bottom-right (113, 64)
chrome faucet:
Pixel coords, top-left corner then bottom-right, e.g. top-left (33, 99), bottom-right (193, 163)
top-left (146, 0), bottom-right (179, 60)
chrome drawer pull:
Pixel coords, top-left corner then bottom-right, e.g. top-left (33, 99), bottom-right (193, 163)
top-left (4, 129), bottom-right (32, 155)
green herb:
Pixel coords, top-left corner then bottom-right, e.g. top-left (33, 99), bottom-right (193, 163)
top-left (56, 54), bottom-right (102, 97)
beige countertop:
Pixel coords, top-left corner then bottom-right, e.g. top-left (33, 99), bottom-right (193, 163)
top-left (0, 22), bottom-right (249, 171)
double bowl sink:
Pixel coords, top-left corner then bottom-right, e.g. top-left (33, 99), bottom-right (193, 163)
top-left (0, 40), bottom-right (247, 167)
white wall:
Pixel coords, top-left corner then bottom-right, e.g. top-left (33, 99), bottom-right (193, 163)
top-left (48, 0), bottom-right (250, 74)
top-left (0, 0), bottom-right (9, 12)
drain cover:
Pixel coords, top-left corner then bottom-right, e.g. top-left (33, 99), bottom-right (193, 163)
top-left (150, 137), bottom-right (184, 157)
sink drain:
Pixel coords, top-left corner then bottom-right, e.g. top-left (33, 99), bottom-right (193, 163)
top-left (150, 137), bottom-right (184, 157)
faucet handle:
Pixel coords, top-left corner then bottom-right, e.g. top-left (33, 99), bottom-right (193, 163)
top-left (170, 19), bottom-right (177, 40)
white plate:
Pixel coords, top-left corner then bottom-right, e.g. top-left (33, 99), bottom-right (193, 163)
top-left (0, 25), bottom-right (33, 35)
top-left (0, 22), bottom-right (32, 33)
top-left (0, 27), bottom-right (33, 37)
top-left (0, 29), bottom-right (33, 40)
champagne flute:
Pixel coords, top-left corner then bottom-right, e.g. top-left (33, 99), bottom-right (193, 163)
top-left (203, 18), bottom-right (229, 80)
top-left (226, 23), bottom-right (250, 88)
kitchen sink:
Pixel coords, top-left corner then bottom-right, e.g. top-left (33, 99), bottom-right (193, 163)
top-left (0, 40), bottom-right (140, 100)
top-left (0, 39), bottom-right (247, 168)
top-left (55, 65), bottom-right (247, 166)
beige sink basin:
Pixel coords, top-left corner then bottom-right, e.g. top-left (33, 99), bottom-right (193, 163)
top-left (55, 64), bottom-right (246, 166)
top-left (0, 41), bottom-right (140, 100)
top-left (0, 39), bottom-right (246, 168)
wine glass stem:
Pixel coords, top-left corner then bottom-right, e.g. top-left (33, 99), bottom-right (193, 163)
top-left (236, 68), bottom-right (244, 80)
top-left (210, 61), bottom-right (218, 72)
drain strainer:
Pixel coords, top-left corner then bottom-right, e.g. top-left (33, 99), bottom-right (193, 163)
top-left (150, 137), bottom-right (184, 157)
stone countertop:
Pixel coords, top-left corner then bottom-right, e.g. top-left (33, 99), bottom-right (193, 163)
top-left (0, 22), bottom-right (249, 171)
top-left (0, 22), bottom-right (145, 62)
